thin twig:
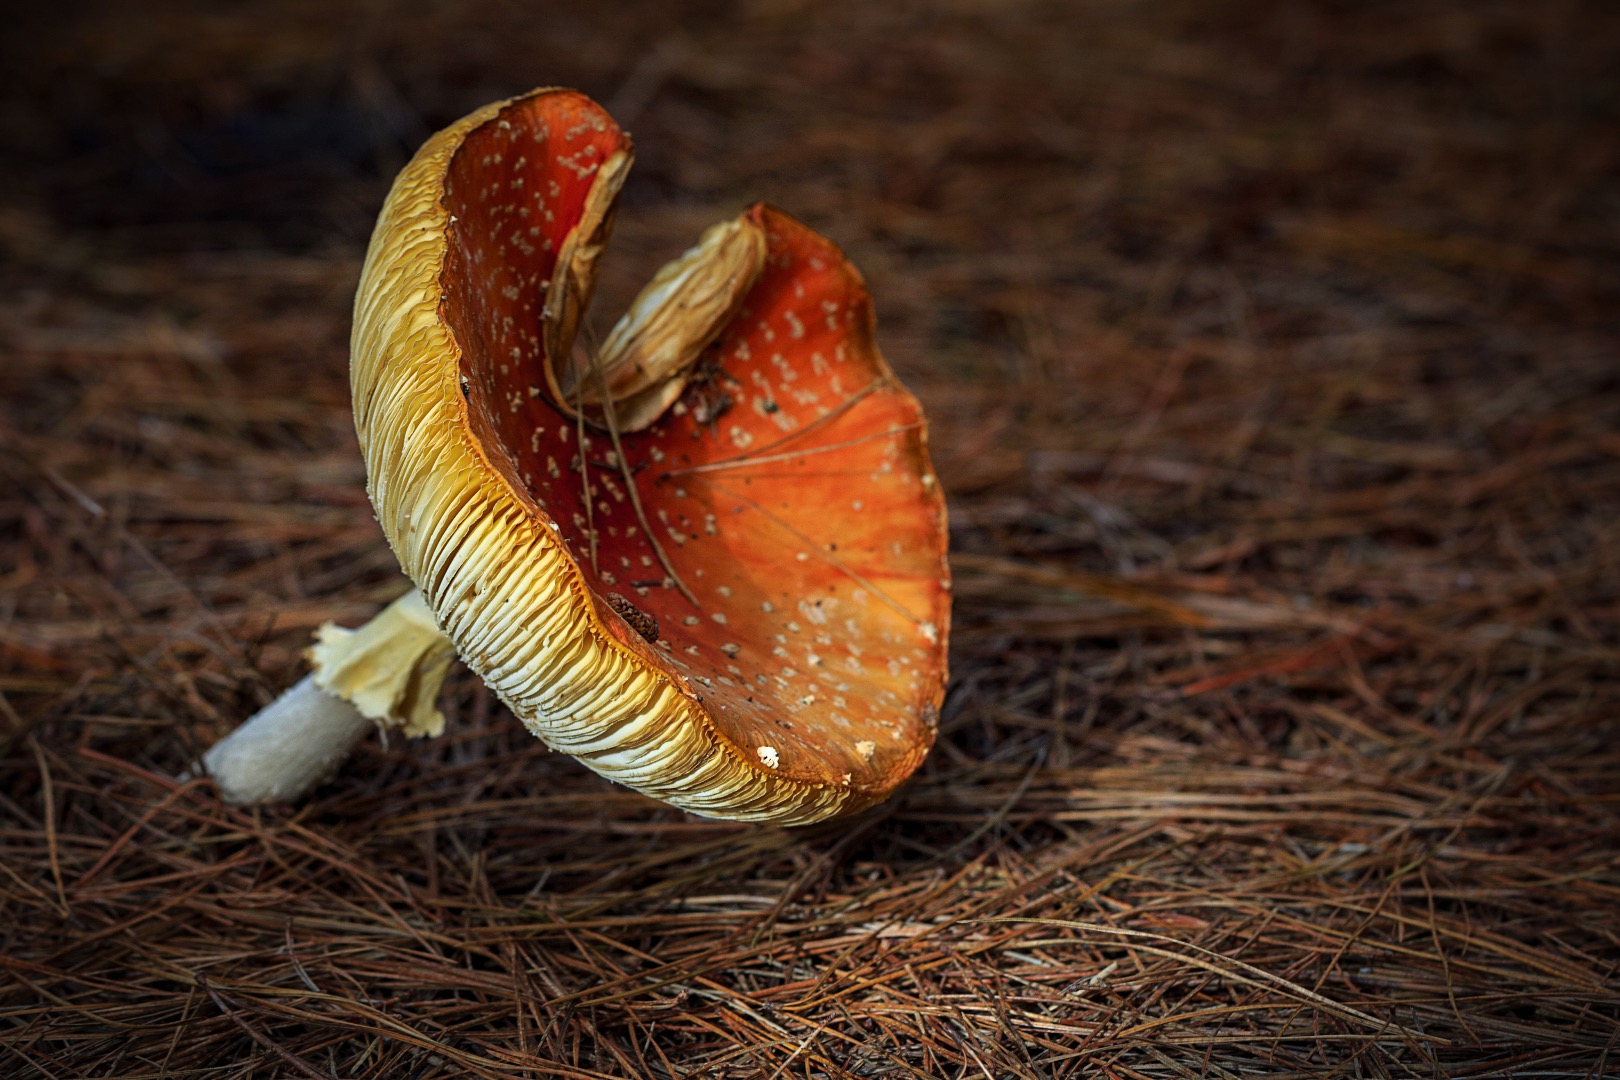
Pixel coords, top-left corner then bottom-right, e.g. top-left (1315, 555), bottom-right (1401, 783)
top-left (582, 321), bottom-right (700, 609)
top-left (197, 974), bottom-right (336, 1080)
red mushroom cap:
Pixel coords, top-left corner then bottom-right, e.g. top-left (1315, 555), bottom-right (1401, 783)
top-left (353, 88), bottom-right (950, 822)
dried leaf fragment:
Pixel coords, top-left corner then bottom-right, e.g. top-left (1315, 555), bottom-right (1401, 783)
top-left (566, 213), bottom-right (767, 431)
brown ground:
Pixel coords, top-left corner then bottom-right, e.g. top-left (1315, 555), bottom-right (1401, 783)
top-left (3, 1), bottom-right (1618, 1077)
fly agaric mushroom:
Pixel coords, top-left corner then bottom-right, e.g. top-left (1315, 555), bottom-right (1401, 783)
top-left (202, 88), bottom-right (950, 824)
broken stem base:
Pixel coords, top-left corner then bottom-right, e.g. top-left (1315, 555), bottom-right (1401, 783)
top-left (203, 674), bottom-right (376, 804)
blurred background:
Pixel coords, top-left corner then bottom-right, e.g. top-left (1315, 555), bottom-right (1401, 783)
top-left (2, 1), bottom-right (1617, 1076)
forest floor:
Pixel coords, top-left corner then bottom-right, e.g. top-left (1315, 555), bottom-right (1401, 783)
top-left (2, 1), bottom-right (1617, 1076)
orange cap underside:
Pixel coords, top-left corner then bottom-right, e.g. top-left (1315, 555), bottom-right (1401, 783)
top-left (439, 91), bottom-right (948, 793)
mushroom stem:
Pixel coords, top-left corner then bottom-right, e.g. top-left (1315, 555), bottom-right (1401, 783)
top-left (203, 674), bottom-right (376, 804)
top-left (203, 589), bottom-right (457, 803)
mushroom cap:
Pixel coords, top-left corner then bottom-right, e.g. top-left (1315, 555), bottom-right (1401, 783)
top-left (351, 88), bottom-right (950, 824)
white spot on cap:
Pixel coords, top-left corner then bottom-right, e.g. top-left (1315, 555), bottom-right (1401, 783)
top-left (856, 740), bottom-right (876, 761)
top-left (756, 746), bottom-right (780, 769)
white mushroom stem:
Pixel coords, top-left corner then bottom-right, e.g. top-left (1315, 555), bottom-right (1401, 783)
top-left (203, 589), bottom-right (455, 804)
top-left (203, 675), bottom-right (377, 804)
